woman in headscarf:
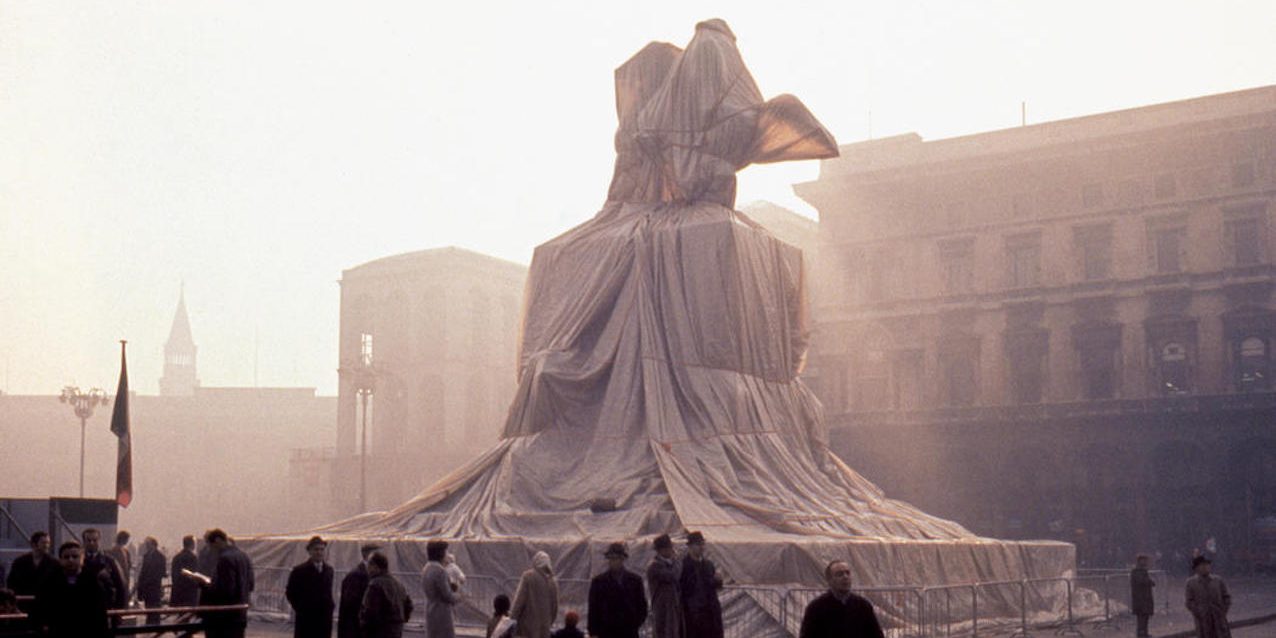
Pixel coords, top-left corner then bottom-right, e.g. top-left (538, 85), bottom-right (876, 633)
top-left (510, 551), bottom-right (559, 638)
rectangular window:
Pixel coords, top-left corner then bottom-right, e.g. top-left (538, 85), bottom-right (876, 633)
top-left (1225, 208), bottom-right (1267, 268)
top-left (1236, 336), bottom-right (1271, 392)
top-left (867, 249), bottom-right (892, 300)
top-left (1232, 218), bottom-right (1263, 266)
top-left (1151, 226), bottom-right (1185, 274)
top-left (1006, 234), bottom-right (1041, 288)
top-left (1079, 346), bottom-right (1117, 399)
top-left (359, 333), bottom-right (374, 366)
top-left (938, 239), bottom-right (974, 295)
top-left (942, 356), bottom-right (978, 407)
top-left (1074, 225), bottom-right (1113, 281)
top-left (892, 350), bottom-right (924, 410)
top-left (939, 338), bottom-right (980, 407)
top-left (1157, 341), bottom-right (1191, 395)
top-left (1006, 332), bottom-right (1048, 404)
top-left (1012, 193), bottom-right (1032, 218)
top-left (1082, 183), bottom-right (1104, 208)
top-left (1232, 162), bottom-right (1257, 188)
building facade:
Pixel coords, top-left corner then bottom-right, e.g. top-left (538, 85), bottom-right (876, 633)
top-left (796, 85), bottom-right (1276, 569)
top-left (335, 247), bottom-right (527, 512)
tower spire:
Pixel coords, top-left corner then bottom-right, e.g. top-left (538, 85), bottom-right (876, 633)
top-left (159, 285), bottom-right (199, 396)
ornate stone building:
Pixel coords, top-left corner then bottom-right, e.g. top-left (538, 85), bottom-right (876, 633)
top-left (796, 85), bottom-right (1276, 568)
top-left (335, 247), bottom-right (527, 511)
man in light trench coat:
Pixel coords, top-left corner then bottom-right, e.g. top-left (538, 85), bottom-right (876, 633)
top-left (1185, 556), bottom-right (1231, 638)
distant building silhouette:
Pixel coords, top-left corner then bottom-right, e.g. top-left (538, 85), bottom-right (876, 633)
top-left (333, 247), bottom-right (527, 512)
top-left (159, 288), bottom-right (199, 396)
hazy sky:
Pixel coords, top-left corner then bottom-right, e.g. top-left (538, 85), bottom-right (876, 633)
top-left (2, 1), bottom-right (1273, 396)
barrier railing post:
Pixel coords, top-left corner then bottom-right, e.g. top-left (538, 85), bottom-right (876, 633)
top-left (1057, 578), bottom-right (1083, 636)
top-left (1103, 574), bottom-right (1111, 620)
top-left (1017, 580), bottom-right (1030, 637)
top-left (918, 586), bottom-right (928, 638)
top-left (945, 587), bottom-right (951, 638)
top-left (779, 587), bottom-right (786, 635)
top-left (971, 584), bottom-right (978, 638)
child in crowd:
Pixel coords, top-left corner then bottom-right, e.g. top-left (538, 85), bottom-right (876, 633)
top-left (551, 610), bottom-right (585, 638)
top-left (487, 594), bottom-right (513, 638)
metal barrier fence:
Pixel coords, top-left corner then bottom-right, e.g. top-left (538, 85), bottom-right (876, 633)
top-left (0, 603), bottom-right (250, 637)
top-left (248, 566), bottom-right (1174, 637)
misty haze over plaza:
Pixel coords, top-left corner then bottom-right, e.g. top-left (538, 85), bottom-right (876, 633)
top-left (3, 1), bottom-right (1273, 395)
top-left (5, 2), bottom-right (1276, 637)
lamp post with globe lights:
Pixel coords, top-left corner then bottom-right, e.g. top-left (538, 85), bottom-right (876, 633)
top-left (59, 386), bottom-right (110, 498)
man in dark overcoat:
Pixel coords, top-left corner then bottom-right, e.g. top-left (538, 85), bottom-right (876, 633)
top-left (587, 542), bottom-right (647, 638)
top-left (338, 542), bottom-right (380, 638)
top-left (1130, 554), bottom-right (1156, 638)
top-left (799, 560), bottom-right (884, 638)
top-left (198, 529), bottom-right (255, 638)
top-left (286, 536), bottom-right (336, 638)
top-left (170, 535), bottom-right (200, 606)
top-left (5, 531), bottom-right (57, 611)
top-left (679, 531), bottom-right (723, 638)
top-left (32, 541), bottom-right (111, 638)
top-left (81, 528), bottom-right (128, 614)
top-left (359, 553), bottom-right (413, 638)
top-left (137, 537), bottom-right (167, 625)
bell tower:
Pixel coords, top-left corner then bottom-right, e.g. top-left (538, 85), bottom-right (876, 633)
top-left (159, 286), bottom-right (199, 396)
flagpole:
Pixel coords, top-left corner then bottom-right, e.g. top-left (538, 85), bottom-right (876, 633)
top-left (111, 340), bottom-right (133, 508)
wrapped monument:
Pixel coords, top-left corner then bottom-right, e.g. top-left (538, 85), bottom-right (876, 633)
top-left (245, 20), bottom-right (1074, 635)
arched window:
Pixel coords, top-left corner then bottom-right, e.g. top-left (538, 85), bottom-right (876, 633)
top-left (1238, 336), bottom-right (1270, 391)
top-left (854, 347), bottom-right (890, 411)
top-left (1159, 341), bottom-right (1189, 394)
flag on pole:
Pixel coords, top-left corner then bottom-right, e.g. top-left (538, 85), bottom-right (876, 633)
top-left (110, 341), bottom-right (132, 508)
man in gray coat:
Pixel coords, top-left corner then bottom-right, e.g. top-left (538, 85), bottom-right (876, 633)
top-left (646, 535), bottom-right (683, 638)
top-left (421, 540), bottom-right (461, 638)
top-left (1185, 556), bottom-right (1230, 638)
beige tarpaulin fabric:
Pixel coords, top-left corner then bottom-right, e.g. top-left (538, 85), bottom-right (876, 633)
top-left (244, 19), bottom-right (1073, 633)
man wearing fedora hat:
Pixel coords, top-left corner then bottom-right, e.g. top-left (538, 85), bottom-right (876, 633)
top-left (646, 535), bottom-right (683, 638)
top-left (1185, 555), bottom-right (1231, 638)
top-left (286, 535), bottom-right (336, 638)
top-left (338, 542), bottom-right (382, 638)
top-left (679, 532), bottom-right (723, 638)
top-left (587, 542), bottom-right (647, 638)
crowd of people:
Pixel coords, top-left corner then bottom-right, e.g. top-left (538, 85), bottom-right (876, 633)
top-left (280, 531), bottom-right (885, 638)
top-left (0, 527), bottom-right (255, 638)
top-left (8, 526), bottom-right (1241, 638)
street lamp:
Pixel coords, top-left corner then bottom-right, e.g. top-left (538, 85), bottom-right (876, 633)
top-left (59, 386), bottom-right (109, 498)
top-left (353, 370), bottom-right (375, 514)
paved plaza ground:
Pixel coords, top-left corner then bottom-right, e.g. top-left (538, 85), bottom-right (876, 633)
top-left (242, 576), bottom-right (1276, 637)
